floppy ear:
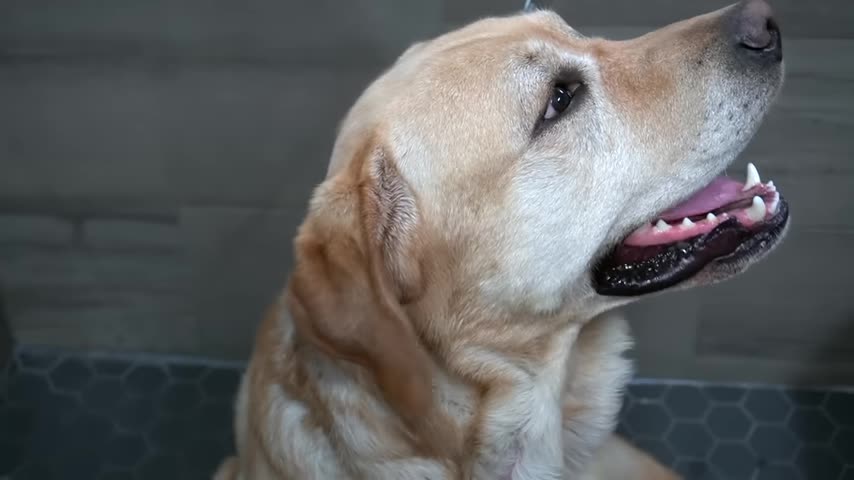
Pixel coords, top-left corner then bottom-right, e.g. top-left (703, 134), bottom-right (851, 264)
top-left (286, 142), bottom-right (454, 457)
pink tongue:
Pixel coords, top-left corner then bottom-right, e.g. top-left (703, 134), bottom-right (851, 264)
top-left (659, 176), bottom-right (744, 221)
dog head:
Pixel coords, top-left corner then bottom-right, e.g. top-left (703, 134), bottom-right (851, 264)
top-left (286, 0), bottom-right (786, 448)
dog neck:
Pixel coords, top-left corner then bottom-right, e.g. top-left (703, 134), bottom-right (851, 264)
top-left (430, 308), bottom-right (632, 479)
top-left (280, 296), bottom-right (630, 479)
top-left (455, 324), bottom-right (582, 479)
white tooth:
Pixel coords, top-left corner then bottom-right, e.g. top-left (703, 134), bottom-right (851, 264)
top-left (743, 163), bottom-right (761, 191)
top-left (746, 195), bottom-right (766, 222)
top-left (767, 180), bottom-right (776, 191)
top-left (706, 212), bottom-right (717, 222)
top-left (654, 219), bottom-right (672, 232)
top-left (681, 217), bottom-right (694, 228)
top-left (768, 192), bottom-right (780, 214)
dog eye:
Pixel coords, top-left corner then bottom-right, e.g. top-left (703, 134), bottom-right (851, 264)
top-left (544, 84), bottom-right (580, 120)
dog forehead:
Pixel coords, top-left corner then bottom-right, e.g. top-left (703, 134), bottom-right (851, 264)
top-left (422, 11), bottom-right (585, 66)
top-left (328, 11), bottom-right (595, 182)
top-left (387, 16), bottom-right (593, 126)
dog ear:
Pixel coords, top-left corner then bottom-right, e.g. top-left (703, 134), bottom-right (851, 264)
top-left (286, 142), bottom-right (453, 457)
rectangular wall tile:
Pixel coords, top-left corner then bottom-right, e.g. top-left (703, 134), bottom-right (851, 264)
top-left (0, 215), bottom-right (74, 247)
top-left (83, 218), bottom-right (180, 251)
top-left (0, 247), bottom-right (189, 291)
top-left (0, 65), bottom-right (376, 207)
top-left (1, 0), bottom-right (852, 385)
top-left (0, 217), bottom-right (194, 355)
top-left (443, 0), bottom-right (854, 38)
top-left (1, 0), bottom-right (442, 67)
top-left (0, 297), bottom-right (10, 369)
top-left (696, 229), bottom-right (854, 364)
top-left (11, 300), bottom-right (198, 353)
top-left (181, 206), bottom-right (304, 360)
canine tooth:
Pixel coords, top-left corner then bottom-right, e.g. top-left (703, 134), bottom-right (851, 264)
top-left (746, 195), bottom-right (766, 222)
top-left (654, 219), bottom-right (672, 232)
top-left (706, 213), bottom-right (717, 222)
top-left (769, 192), bottom-right (780, 214)
top-left (767, 180), bottom-right (776, 190)
top-left (681, 217), bottom-right (694, 228)
top-left (742, 163), bottom-right (761, 191)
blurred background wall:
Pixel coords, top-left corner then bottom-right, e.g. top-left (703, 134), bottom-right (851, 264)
top-left (1, 0), bottom-right (851, 385)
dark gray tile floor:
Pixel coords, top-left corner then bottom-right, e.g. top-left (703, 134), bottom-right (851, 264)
top-left (2, 346), bottom-right (854, 479)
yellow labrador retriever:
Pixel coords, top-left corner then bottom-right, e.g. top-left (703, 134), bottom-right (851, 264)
top-left (217, 0), bottom-right (786, 478)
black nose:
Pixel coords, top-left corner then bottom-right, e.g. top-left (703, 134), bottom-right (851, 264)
top-left (731, 0), bottom-right (782, 60)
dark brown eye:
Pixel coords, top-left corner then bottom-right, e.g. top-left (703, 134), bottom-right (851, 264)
top-left (544, 84), bottom-right (579, 120)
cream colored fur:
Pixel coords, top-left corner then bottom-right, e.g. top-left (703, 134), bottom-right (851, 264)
top-left (216, 5), bottom-right (782, 480)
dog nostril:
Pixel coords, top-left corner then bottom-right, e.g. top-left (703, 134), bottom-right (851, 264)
top-left (741, 18), bottom-right (779, 51)
top-left (742, 23), bottom-right (767, 50)
top-left (731, 0), bottom-right (782, 59)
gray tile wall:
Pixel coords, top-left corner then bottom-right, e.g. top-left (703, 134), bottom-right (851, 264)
top-left (0, 293), bottom-right (10, 369)
top-left (1, 1), bottom-right (851, 384)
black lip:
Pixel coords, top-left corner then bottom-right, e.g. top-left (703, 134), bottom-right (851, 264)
top-left (592, 196), bottom-right (789, 296)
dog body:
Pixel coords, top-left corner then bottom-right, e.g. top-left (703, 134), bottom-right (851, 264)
top-left (218, 2), bottom-right (785, 479)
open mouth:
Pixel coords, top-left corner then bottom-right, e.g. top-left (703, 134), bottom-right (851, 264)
top-left (594, 163), bottom-right (790, 296)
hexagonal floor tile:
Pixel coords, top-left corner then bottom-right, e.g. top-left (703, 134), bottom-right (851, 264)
top-left (160, 382), bottom-right (203, 415)
top-left (631, 437), bottom-right (677, 468)
top-left (53, 444), bottom-right (102, 480)
top-left (82, 378), bottom-right (125, 412)
top-left (623, 403), bottom-right (672, 438)
top-left (200, 368), bottom-right (241, 400)
top-left (149, 415), bottom-right (193, 451)
top-left (825, 392), bottom-right (854, 427)
top-left (707, 405), bottom-right (752, 440)
top-left (796, 446), bottom-right (844, 480)
top-left (6, 346), bottom-right (854, 480)
top-left (167, 364), bottom-right (209, 380)
top-left (16, 349), bottom-right (59, 371)
top-left (8, 373), bottom-right (50, 406)
top-left (98, 469), bottom-right (136, 480)
top-left (710, 443), bottom-right (758, 480)
top-left (786, 389), bottom-right (827, 408)
top-left (750, 425), bottom-right (799, 462)
top-left (0, 439), bottom-right (24, 475)
top-left (115, 396), bottom-right (156, 432)
top-left (12, 462), bottom-right (53, 479)
top-left (92, 358), bottom-right (133, 377)
top-left (664, 385), bottom-right (710, 420)
top-left (183, 437), bottom-right (230, 479)
top-left (833, 428), bottom-right (854, 464)
top-left (140, 453), bottom-right (183, 479)
top-left (615, 421), bottom-right (632, 439)
top-left (788, 408), bottom-right (836, 444)
top-left (627, 383), bottom-right (668, 401)
top-left (667, 422), bottom-right (714, 459)
top-left (188, 401), bottom-right (234, 441)
top-left (50, 358), bottom-right (93, 392)
top-left (124, 365), bottom-right (167, 397)
top-left (675, 459), bottom-right (719, 480)
top-left (0, 405), bottom-right (34, 441)
top-left (62, 411), bottom-right (116, 452)
top-left (744, 389), bottom-right (792, 423)
top-left (756, 464), bottom-right (802, 480)
top-left (704, 385), bottom-right (746, 404)
top-left (105, 433), bottom-right (147, 468)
